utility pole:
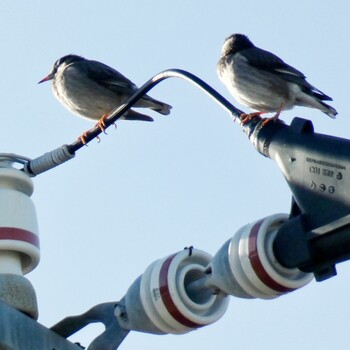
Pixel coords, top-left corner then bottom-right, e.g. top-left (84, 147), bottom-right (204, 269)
top-left (0, 70), bottom-right (348, 350)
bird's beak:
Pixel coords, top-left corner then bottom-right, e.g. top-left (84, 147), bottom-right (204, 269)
top-left (38, 73), bottom-right (55, 84)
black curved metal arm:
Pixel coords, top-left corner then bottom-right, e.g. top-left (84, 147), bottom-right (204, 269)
top-left (23, 69), bottom-right (245, 176)
top-left (67, 69), bottom-right (245, 153)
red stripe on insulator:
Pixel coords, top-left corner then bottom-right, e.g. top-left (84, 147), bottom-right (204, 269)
top-left (0, 227), bottom-right (39, 248)
top-left (159, 253), bottom-right (203, 329)
top-left (248, 220), bottom-right (295, 293)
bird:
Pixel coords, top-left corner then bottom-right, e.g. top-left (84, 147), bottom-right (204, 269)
top-left (217, 34), bottom-right (337, 123)
top-left (38, 54), bottom-right (172, 134)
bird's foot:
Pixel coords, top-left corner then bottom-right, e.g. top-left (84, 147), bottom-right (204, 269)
top-left (261, 114), bottom-right (280, 126)
top-left (97, 113), bottom-right (109, 133)
top-left (261, 118), bottom-right (274, 126)
top-left (240, 112), bottom-right (264, 124)
top-left (78, 132), bottom-right (101, 145)
top-left (261, 104), bottom-right (284, 126)
top-left (79, 132), bottom-right (89, 146)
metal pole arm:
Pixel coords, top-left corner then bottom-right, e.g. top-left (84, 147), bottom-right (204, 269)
top-left (0, 300), bottom-right (82, 350)
top-left (51, 302), bottom-right (129, 350)
top-left (23, 69), bottom-right (243, 177)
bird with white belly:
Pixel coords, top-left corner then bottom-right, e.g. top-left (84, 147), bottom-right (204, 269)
top-left (217, 34), bottom-right (337, 124)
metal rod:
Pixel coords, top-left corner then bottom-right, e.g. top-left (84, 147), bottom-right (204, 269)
top-left (67, 69), bottom-right (244, 153)
top-left (185, 274), bottom-right (216, 295)
top-left (23, 68), bottom-right (245, 176)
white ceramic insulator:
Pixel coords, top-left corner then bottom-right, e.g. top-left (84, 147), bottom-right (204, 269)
top-left (139, 249), bottom-right (229, 334)
top-left (229, 214), bottom-right (313, 299)
top-left (0, 167), bottom-right (40, 274)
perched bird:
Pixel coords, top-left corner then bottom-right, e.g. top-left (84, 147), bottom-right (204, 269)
top-left (217, 34), bottom-right (337, 122)
top-left (38, 54), bottom-right (172, 128)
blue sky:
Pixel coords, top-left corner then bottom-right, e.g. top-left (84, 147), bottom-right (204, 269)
top-left (1, 1), bottom-right (349, 349)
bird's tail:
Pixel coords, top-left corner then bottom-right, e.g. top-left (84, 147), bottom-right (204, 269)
top-left (297, 89), bottom-right (338, 119)
top-left (123, 109), bottom-right (154, 122)
top-left (319, 101), bottom-right (338, 119)
top-left (311, 88), bottom-right (338, 118)
top-left (137, 95), bottom-right (172, 115)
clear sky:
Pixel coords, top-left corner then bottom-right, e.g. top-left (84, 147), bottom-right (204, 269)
top-left (1, 1), bottom-right (349, 349)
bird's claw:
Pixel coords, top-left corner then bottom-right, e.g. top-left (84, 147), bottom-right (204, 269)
top-left (97, 121), bottom-right (107, 134)
top-left (97, 113), bottom-right (109, 134)
top-left (79, 132), bottom-right (89, 146)
top-left (261, 118), bottom-right (272, 126)
top-left (240, 112), bottom-right (264, 124)
top-left (261, 104), bottom-right (283, 126)
top-left (79, 133), bottom-right (102, 145)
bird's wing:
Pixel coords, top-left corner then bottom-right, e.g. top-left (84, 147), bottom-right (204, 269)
top-left (243, 47), bottom-right (307, 78)
top-left (243, 47), bottom-right (332, 101)
top-left (83, 59), bottom-right (138, 94)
